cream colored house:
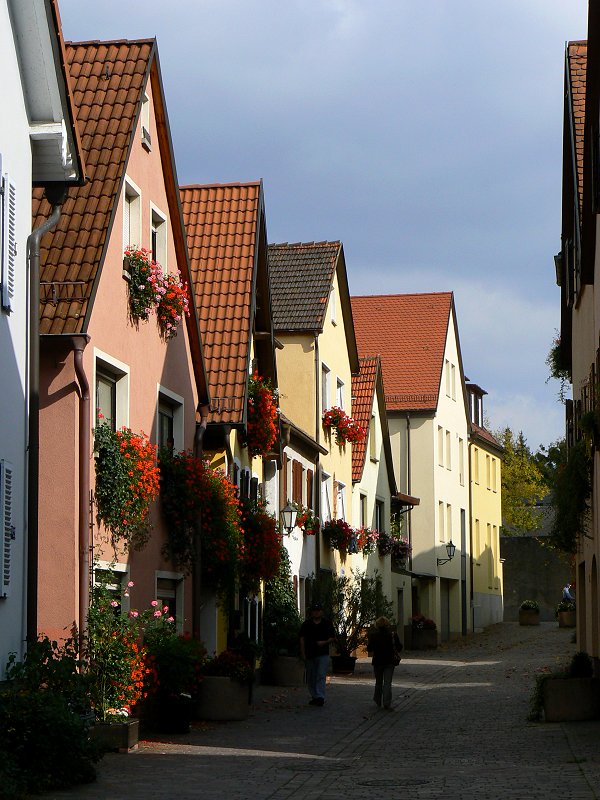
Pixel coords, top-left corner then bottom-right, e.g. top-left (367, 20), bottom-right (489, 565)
top-left (352, 293), bottom-right (471, 643)
top-left (467, 383), bottom-right (504, 629)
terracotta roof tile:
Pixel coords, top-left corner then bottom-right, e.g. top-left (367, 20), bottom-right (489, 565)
top-left (568, 41), bottom-right (587, 217)
top-left (351, 356), bottom-right (378, 482)
top-left (471, 422), bottom-right (502, 451)
top-left (180, 182), bottom-right (262, 424)
top-left (269, 241), bottom-right (341, 331)
top-left (351, 293), bottom-right (452, 412)
top-left (33, 39), bottom-right (153, 335)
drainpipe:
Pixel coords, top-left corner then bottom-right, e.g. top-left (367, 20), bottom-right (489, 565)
top-left (468, 441), bottom-right (475, 632)
top-left (406, 412), bottom-right (412, 570)
top-left (314, 333), bottom-right (321, 575)
top-left (70, 336), bottom-right (90, 652)
top-left (192, 404), bottom-right (210, 640)
top-left (26, 194), bottom-right (65, 646)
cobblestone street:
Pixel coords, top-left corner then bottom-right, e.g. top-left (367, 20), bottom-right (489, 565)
top-left (47, 623), bottom-right (600, 800)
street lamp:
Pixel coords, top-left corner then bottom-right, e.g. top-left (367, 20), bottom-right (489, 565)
top-left (280, 502), bottom-right (297, 536)
top-left (437, 540), bottom-right (456, 566)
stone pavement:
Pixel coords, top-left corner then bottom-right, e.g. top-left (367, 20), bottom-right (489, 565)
top-left (47, 622), bottom-right (600, 800)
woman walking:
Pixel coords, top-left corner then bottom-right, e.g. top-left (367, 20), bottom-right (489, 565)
top-left (367, 616), bottom-right (402, 710)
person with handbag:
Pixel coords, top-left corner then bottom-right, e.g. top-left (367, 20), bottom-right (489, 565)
top-left (367, 616), bottom-right (402, 710)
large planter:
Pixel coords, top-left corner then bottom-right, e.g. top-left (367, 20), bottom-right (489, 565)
top-left (156, 693), bottom-right (193, 734)
top-left (518, 609), bottom-right (540, 626)
top-left (557, 611), bottom-right (576, 628)
top-left (271, 656), bottom-right (305, 686)
top-left (410, 629), bottom-right (438, 650)
top-left (196, 676), bottom-right (250, 721)
top-left (331, 655), bottom-right (357, 675)
top-left (543, 677), bottom-right (600, 722)
top-left (89, 718), bottom-right (139, 753)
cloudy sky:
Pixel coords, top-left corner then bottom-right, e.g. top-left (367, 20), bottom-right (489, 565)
top-left (58, 0), bottom-right (588, 451)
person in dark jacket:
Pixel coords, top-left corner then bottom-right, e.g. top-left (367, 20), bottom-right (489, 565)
top-left (299, 603), bottom-right (336, 706)
top-left (367, 616), bottom-right (402, 710)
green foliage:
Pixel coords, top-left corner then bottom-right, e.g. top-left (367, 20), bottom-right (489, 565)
top-left (497, 427), bottom-right (547, 534)
top-left (556, 600), bottom-right (576, 615)
top-left (263, 548), bottom-right (302, 657)
top-left (568, 651), bottom-right (593, 678)
top-left (528, 652), bottom-right (593, 721)
top-left (549, 439), bottom-right (591, 553)
top-left (144, 631), bottom-right (206, 701)
top-left (312, 569), bottom-right (393, 657)
top-left (545, 332), bottom-right (571, 402)
top-left (1, 639), bottom-right (99, 796)
top-left (519, 600), bottom-right (539, 612)
top-left (201, 650), bottom-right (255, 685)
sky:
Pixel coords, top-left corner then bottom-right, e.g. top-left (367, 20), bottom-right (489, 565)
top-left (57, 0), bottom-right (589, 451)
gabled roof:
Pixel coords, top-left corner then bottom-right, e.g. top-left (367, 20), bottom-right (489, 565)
top-left (181, 182), bottom-right (263, 425)
top-left (470, 422), bottom-right (503, 455)
top-left (269, 240), bottom-right (360, 373)
top-left (566, 41), bottom-right (587, 218)
top-left (351, 356), bottom-right (378, 482)
top-left (351, 293), bottom-right (453, 412)
top-left (33, 39), bottom-right (155, 335)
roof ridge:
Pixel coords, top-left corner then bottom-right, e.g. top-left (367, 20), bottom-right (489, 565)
top-left (66, 37), bottom-right (156, 46)
top-left (269, 240), bottom-right (341, 248)
top-left (180, 180), bottom-right (262, 190)
top-left (352, 291), bottom-right (452, 300)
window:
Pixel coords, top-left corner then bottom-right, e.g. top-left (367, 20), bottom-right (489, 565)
top-left (0, 158), bottom-right (16, 313)
top-left (375, 499), bottom-right (385, 533)
top-left (446, 504), bottom-right (452, 541)
top-left (438, 426), bottom-right (444, 467)
top-left (321, 364), bottom-right (330, 412)
top-left (151, 205), bottom-right (167, 268)
top-left (336, 378), bottom-right (344, 409)
top-left (451, 364), bottom-right (456, 400)
top-left (94, 351), bottom-right (129, 431)
top-left (94, 561), bottom-right (130, 612)
top-left (445, 430), bottom-right (451, 470)
top-left (1, 460), bottom-right (14, 597)
top-left (123, 178), bottom-right (141, 251)
top-left (369, 416), bottom-right (377, 460)
top-left (156, 572), bottom-right (183, 632)
top-left (486, 454), bottom-right (491, 490)
top-left (445, 359), bottom-right (450, 397)
top-left (306, 468), bottom-right (314, 509)
top-left (473, 447), bottom-right (480, 484)
top-left (492, 458), bottom-right (497, 492)
top-left (157, 387), bottom-right (184, 452)
top-left (329, 286), bottom-right (337, 325)
top-left (438, 501), bottom-right (444, 541)
top-left (360, 493), bottom-right (367, 528)
top-left (321, 472), bottom-right (332, 522)
top-left (475, 519), bottom-right (480, 558)
top-left (458, 438), bottom-right (464, 485)
top-left (337, 481), bottom-right (346, 520)
top-left (292, 460), bottom-right (303, 505)
top-left (141, 93), bottom-right (152, 150)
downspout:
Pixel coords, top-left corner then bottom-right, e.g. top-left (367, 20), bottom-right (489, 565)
top-left (314, 333), bottom-right (321, 575)
top-left (192, 404), bottom-right (210, 640)
top-left (468, 441), bottom-right (475, 632)
top-left (406, 412), bottom-right (412, 571)
top-left (70, 335), bottom-right (90, 652)
top-left (26, 197), bottom-right (64, 646)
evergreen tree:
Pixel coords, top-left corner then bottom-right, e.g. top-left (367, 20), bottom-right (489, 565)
top-left (497, 427), bottom-right (548, 534)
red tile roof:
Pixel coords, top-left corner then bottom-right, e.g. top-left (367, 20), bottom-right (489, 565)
top-left (181, 182), bottom-right (262, 424)
top-left (351, 293), bottom-right (452, 412)
top-left (268, 241), bottom-right (341, 331)
top-left (471, 422), bottom-right (503, 452)
top-left (33, 39), bottom-right (154, 335)
top-left (567, 41), bottom-right (587, 216)
top-left (351, 356), bottom-right (378, 481)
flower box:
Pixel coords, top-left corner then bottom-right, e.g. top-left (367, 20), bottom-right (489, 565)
top-left (543, 677), bottom-right (600, 722)
top-left (89, 718), bottom-right (139, 753)
top-left (410, 629), bottom-right (438, 650)
top-left (557, 610), bottom-right (576, 628)
top-left (519, 609), bottom-right (540, 626)
top-left (196, 676), bottom-right (250, 721)
top-left (271, 656), bottom-right (306, 687)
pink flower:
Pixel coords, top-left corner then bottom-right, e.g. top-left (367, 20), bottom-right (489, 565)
top-left (150, 600), bottom-right (159, 607)
top-left (127, 580), bottom-right (135, 588)
top-left (110, 600), bottom-right (119, 608)
top-left (153, 610), bottom-right (162, 618)
top-left (163, 606), bottom-right (169, 613)
top-left (128, 610), bottom-right (139, 618)
top-left (167, 616), bottom-right (175, 623)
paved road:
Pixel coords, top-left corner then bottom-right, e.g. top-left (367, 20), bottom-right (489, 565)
top-left (47, 622), bottom-right (600, 800)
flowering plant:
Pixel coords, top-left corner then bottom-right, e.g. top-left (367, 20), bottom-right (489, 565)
top-left (410, 613), bottom-right (436, 630)
top-left (239, 497), bottom-right (282, 591)
top-left (93, 422), bottom-right (160, 550)
top-left (519, 600), bottom-right (540, 612)
top-left (322, 518), bottom-right (356, 553)
top-left (295, 504), bottom-right (320, 535)
top-left (201, 650), bottom-right (255, 685)
top-left (246, 372), bottom-right (279, 457)
top-left (376, 530), bottom-right (410, 562)
top-left (322, 406), bottom-right (365, 446)
top-left (143, 627), bottom-right (206, 702)
top-left (156, 270), bottom-right (190, 340)
top-left (159, 450), bottom-right (244, 597)
top-left (356, 527), bottom-right (379, 555)
top-left (124, 246), bottom-right (162, 321)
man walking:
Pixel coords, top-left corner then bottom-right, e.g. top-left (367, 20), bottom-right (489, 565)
top-left (299, 602), bottom-right (336, 706)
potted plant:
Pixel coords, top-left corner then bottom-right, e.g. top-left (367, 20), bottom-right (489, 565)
top-left (322, 518), bottom-right (356, 555)
top-left (322, 406), bottom-right (366, 446)
top-left (197, 650), bottom-right (255, 721)
top-left (556, 599), bottom-right (576, 628)
top-left (313, 569), bottom-right (393, 673)
top-left (518, 600), bottom-right (540, 626)
top-left (409, 614), bottom-right (438, 649)
top-left (262, 549), bottom-right (304, 686)
top-left (529, 652), bottom-right (600, 722)
top-left (245, 372), bottom-right (279, 457)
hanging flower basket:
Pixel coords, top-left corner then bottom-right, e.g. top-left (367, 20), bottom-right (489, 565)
top-left (93, 422), bottom-right (160, 550)
top-left (356, 527), bottom-right (379, 555)
top-left (156, 271), bottom-right (190, 341)
top-left (239, 497), bottom-right (282, 591)
top-left (246, 372), bottom-right (279, 457)
top-left (295, 505), bottom-right (320, 535)
top-left (322, 518), bottom-right (355, 553)
top-left (322, 406), bottom-right (365, 446)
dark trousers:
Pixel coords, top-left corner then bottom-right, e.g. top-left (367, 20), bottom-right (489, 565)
top-left (373, 664), bottom-right (395, 708)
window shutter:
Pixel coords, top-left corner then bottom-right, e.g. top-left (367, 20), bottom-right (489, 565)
top-left (1, 170), bottom-right (16, 312)
top-left (292, 460), bottom-right (302, 505)
top-left (0, 460), bottom-right (14, 597)
top-left (306, 469), bottom-right (314, 510)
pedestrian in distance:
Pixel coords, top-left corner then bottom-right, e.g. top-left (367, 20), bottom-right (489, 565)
top-left (367, 616), bottom-right (402, 710)
top-left (563, 583), bottom-right (575, 603)
top-left (299, 602), bottom-right (336, 706)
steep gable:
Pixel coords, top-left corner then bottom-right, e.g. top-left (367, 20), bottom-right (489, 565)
top-left (351, 293), bottom-right (452, 412)
top-left (351, 356), bottom-right (378, 482)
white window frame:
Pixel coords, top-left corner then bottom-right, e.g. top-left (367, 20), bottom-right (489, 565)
top-left (321, 363), bottom-right (331, 412)
top-left (446, 504), bottom-right (452, 542)
top-left (123, 176), bottom-right (142, 252)
top-left (437, 426), bottom-right (444, 467)
top-left (369, 415), bottom-right (377, 461)
top-left (337, 481), bottom-right (346, 521)
top-left (458, 437), bottom-right (464, 486)
top-left (473, 447), bottom-right (480, 484)
top-left (321, 471), bottom-right (332, 522)
top-left (141, 93), bottom-right (152, 150)
top-left (94, 349), bottom-right (130, 430)
top-left (93, 560), bottom-right (131, 613)
top-left (0, 156), bottom-right (16, 313)
top-left (0, 460), bottom-right (14, 597)
top-left (445, 359), bottom-right (450, 397)
top-left (451, 363), bottom-right (456, 400)
top-left (157, 385), bottom-right (184, 452)
top-left (438, 500), bottom-right (444, 542)
top-left (445, 430), bottom-right (451, 470)
top-left (150, 202), bottom-right (167, 269)
top-left (155, 570), bottom-right (184, 633)
top-left (329, 286), bottom-right (337, 325)
top-left (336, 378), bottom-right (344, 409)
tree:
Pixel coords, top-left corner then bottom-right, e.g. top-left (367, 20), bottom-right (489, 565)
top-left (497, 427), bottom-right (548, 534)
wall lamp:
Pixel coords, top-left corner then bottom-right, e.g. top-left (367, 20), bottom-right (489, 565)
top-left (280, 502), bottom-right (298, 536)
top-left (437, 540), bottom-right (456, 566)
